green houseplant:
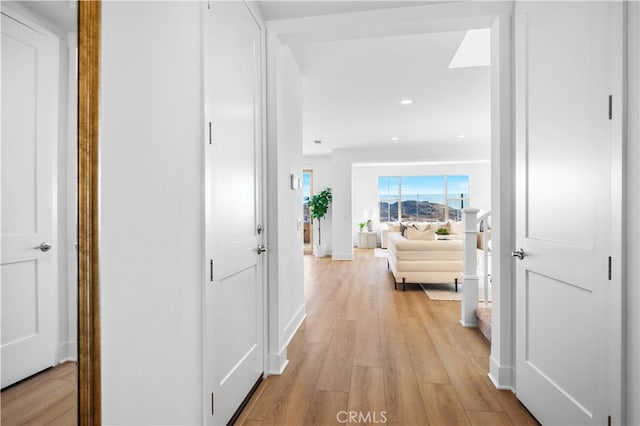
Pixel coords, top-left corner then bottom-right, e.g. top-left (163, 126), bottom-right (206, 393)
top-left (435, 227), bottom-right (450, 240)
top-left (358, 222), bottom-right (366, 231)
top-left (309, 188), bottom-right (332, 256)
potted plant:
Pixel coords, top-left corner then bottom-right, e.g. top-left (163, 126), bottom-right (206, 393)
top-left (435, 227), bottom-right (450, 240)
top-left (358, 222), bottom-right (366, 232)
top-left (309, 188), bottom-right (332, 257)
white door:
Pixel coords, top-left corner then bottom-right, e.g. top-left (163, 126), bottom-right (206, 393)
top-left (514, 2), bottom-right (622, 424)
top-left (1, 11), bottom-right (59, 388)
top-left (203, 2), bottom-right (265, 424)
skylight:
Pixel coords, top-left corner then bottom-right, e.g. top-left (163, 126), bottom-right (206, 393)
top-left (448, 28), bottom-right (490, 69)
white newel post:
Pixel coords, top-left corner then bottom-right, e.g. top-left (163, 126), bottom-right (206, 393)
top-left (461, 208), bottom-right (479, 327)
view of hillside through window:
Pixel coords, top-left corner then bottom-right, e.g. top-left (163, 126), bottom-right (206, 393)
top-left (379, 175), bottom-right (469, 222)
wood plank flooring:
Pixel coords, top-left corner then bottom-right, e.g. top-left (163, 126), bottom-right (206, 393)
top-left (1, 362), bottom-right (77, 425)
top-left (236, 249), bottom-right (539, 426)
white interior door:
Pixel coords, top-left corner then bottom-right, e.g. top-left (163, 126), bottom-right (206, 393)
top-left (1, 11), bottom-right (59, 388)
top-left (203, 2), bottom-right (264, 424)
top-left (514, 2), bottom-right (622, 424)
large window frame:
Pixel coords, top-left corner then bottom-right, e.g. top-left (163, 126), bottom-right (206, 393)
top-left (378, 175), bottom-right (470, 222)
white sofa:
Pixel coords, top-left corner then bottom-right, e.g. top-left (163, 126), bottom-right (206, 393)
top-left (381, 221), bottom-right (462, 248)
top-left (387, 231), bottom-right (464, 292)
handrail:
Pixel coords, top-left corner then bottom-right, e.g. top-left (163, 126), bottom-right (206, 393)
top-left (476, 210), bottom-right (491, 307)
top-left (461, 208), bottom-right (492, 327)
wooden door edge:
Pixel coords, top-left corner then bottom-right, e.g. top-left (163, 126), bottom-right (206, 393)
top-left (78, 1), bottom-right (101, 424)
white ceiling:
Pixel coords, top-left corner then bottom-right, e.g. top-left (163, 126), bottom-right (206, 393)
top-left (18, 1), bottom-right (77, 32)
top-left (257, 1), bottom-right (491, 157)
top-left (256, 1), bottom-right (433, 21)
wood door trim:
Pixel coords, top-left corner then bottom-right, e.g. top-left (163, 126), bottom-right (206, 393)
top-left (78, 1), bottom-right (101, 424)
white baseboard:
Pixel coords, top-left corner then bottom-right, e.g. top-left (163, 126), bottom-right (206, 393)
top-left (267, 349), bottom-right (289, 375)
top-left (488, 355), bottom-right (515, 391)
top-left (459, 319), bottom-right (478, 328)
top-left (284, 303), bottom-right (306, 347)
top-left (331, 252), bottom-right (354, 260)
top-left (267, 304), bottom-right (306, 376)
top-left (56, 341), bottom-right (77, 363)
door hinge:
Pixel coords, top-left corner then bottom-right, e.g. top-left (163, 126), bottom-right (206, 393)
top-left (207, 0), bottom-right (211, 10)
top-left (609, 95), bottom-right (613, 120)
top-left (210, 259), bottom-right (214, 282)
top-left (608, 256), bottom-right (612, 280)
top-left (211, 392), bottom-right (215, 415)
top-left (209, 122), bottom-right (212, 144)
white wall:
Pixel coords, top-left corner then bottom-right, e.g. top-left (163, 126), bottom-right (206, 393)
top-left (301, 155), bottom-right (333, 252)
top-left (351, 161), bottom-right (491, 246)
top-left (101, 3), bottom-right (203, 424)
top-left (266, 35), bottom-right (306, 373)
top-left (626, 3), bottom-right (639, 424)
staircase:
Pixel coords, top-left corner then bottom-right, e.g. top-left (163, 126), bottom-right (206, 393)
top-left (475, 307), bottom-right (492, 342)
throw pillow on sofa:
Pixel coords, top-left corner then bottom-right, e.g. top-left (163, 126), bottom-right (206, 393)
top-left (449, 220), bottom-right (464, 235)
top-left (405, 227), bottom-right (435, 240)
top-left (388, 223), bottom-right (402, 232)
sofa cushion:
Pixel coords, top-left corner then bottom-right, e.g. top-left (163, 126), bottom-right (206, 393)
top-left (387, 222), bottom-right (402, 232)
top-left (405, 227), bottom-right (435, 240)
top-left (449, 220), bottom-right (464, 235)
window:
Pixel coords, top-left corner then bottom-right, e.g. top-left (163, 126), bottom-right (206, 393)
top-left (378, 175), bottom-right (470, 222)
top-left (378, 176), bottom-right (399, 222)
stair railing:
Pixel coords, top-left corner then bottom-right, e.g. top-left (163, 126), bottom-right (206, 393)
top-left (477, 210), bottom-right (491, 308)
top-left (460, 208), bottom-right (492, 327)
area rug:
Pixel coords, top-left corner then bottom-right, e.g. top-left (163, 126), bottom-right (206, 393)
top-left (420, 281), bottom-right (493, 302)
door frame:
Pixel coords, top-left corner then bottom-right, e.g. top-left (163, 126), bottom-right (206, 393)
top-left (303, 169), bottom-right (313, 254)
top-left (77, 1), bottom-right (101, 424)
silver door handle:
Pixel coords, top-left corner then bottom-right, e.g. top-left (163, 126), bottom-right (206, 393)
top-left (257, 245), bottom-right (267, 254)
top-left (35, 242), bottom-right (52, 252)
top-left (511, 248), bottom-right (525, 260)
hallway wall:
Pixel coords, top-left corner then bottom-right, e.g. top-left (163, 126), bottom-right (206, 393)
top-left (626, 3), bottom-right (640, 424)
top-left (100, 2), bottom-right (203, 424)
top-left (266, 33), bottom-right (307, 373)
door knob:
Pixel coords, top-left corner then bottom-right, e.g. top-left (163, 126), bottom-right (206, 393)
top-left (511, 248), bottom-right (525, 260)
top-left (35, 242), bottom-right (52, 252)
top-left (257, 244), bottom-right (267, 254)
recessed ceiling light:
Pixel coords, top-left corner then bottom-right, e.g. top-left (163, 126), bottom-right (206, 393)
top-left (314, 140), bottom-right (322, 144)
top-left (391, 137), bottom-right (399, 141)
top-left (458, 133), bottom-right (467, 139)
top-left (400, 99), bottom-right (413, 105)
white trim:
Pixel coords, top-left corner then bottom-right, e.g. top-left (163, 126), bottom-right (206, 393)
top-left (488, 8), bottom-right (515, 391)
top-left (267, 347), bottom-right (289, 376)
top-left (268, 304), bottom-right (305, 375)
top-left (489, 355), bottom-right (514, 392)
top-left (56, 341), bottom-right (78, 363)
top-left (331, 252), bottom-right (354, 261)
top-left (626, 4), bottom-right (640, 425)
top-left (283, 304), bottom-right (306, 349)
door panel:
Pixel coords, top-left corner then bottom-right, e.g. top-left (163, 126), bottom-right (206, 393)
top-left (1, 11), bottom-right (58, 388)
top-left (203, 2), bottom-right (264, 424)
top-left (525, 272), bottom-right (594, 413)
top-left (514, 2), bottom-right (620, 424)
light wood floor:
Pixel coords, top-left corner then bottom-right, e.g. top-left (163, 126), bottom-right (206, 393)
top-left (236, 249), bottom-right (539, 426)
top-left (1, 362), bottom-right (77, 426)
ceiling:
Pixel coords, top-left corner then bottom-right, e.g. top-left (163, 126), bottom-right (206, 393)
top-left (18, 1), bottom-right (77, 32)
top-left (257, 1), bottom-right (491, 157)
top-left (256, 1), bottom-right (433, 21)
